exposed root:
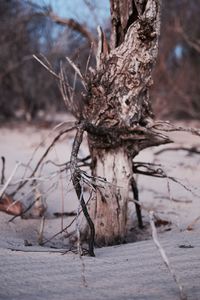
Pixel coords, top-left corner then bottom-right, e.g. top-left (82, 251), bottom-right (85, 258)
top-left (70, 123), bottom-right (95, 257)
top-left (130, 176), bottom-right (144, 229)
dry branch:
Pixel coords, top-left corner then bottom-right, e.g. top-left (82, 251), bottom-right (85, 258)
top-left (151, 121), bottom-right (200, 137)
top-left (70, 122), bottom-right (95, 257)
top-left (48, 12), bottom-right (96, 46)
top-left (66, 56), bottom-right (87, 90)
top-left (155, 146), bottom-right (200, 156)
top-left (12, 125), bottom-right (76, 196)
top-left (41, 192), bottom-right (93, 246)
top-left (175, 19), bottom-right (200, 53)
top-left (33, 55), bottom-right (60, 80)
top-left (1, 156), bottom-right (5, 185)
top-left (149, 211), bottom-right (187, 300)
top-left (130, 176), bottom-right (143, 228)
top-left (133, 161), bottom-right (199, 197)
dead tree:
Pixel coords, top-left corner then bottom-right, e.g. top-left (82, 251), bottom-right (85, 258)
top-left (79, 0), bottom-right (170, 246)
top-left (33, 0), bottom-right (200, 254)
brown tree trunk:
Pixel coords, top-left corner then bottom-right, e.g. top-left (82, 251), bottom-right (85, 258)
top-left (81, 0), bottom-right (165, 246)
top-left (88, 148), bottom-right (132, 245)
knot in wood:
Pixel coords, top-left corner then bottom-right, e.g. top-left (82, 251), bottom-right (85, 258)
top-left (138, 19), bottom-right (155, 41)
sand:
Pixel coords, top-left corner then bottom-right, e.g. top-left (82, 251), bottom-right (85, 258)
top-left (0, 118), bottom-right (200, 299)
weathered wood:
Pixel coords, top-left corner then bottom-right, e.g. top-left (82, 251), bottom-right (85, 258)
top-left (82, 0), bottom-right (163, 246)
top-left (84, 0), bottom-right (161, 131)
top-left (89, 148), bottom-right (132, 245)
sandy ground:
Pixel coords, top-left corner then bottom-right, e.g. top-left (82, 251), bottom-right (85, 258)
top-left (0, 117), bottom-right (200, 299)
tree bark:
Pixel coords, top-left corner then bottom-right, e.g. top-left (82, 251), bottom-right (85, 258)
top-left (89, 148), bottom-right (132, 246)
top-left (81, 0), bottom-right (164, 246)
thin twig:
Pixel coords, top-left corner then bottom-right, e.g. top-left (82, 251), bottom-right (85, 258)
top-left (0, 162), bottom-right (21, 199)
top-left (152, 121), bottom-right (200, 137)
top-left (85, 43), bottom-right (94, 75)
top-left (1, 156), bottom-right (5, 185)
top-left (149, 211), bottom-right (187, 300)
top-left (96, 26), bottom-right (103, 70)
top-left (16, 121), bottom-right (75, 188)
top-left (66, 56), bottom-right (87, 90)
top-left (8, 247), bottom-right (67, 254)
top-left (33, 55), bottom-right (60, 80)
top-left (12, 126), bottom-right (76, 196)
top-left (41, 193), bottom-right (92, 246)
top-left (155, 146), bottom-right (200, 156)
top-left (9, 197), bottom-right (39, 222)
top-left (59, 63), bottom-right (72, 108)
top-left (133, 161), bottom-right (199, 197)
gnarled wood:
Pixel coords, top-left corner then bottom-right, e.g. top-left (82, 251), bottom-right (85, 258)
top-left (81, 0), bottom-right (163, 246)
top-left (84, 0), bottom-right (161, 130)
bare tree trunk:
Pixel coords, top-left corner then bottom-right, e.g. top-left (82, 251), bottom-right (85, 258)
top-left (89, 148), bottom-right (132, 245)
top-left (81, 0), bottom-right (165, 246)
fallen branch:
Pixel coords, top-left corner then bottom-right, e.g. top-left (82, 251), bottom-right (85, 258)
top-left (8, 247), bottom-right (67, 254)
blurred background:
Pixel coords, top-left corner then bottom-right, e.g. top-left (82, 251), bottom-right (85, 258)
top-left (0, 0), bottom-right (199, 122)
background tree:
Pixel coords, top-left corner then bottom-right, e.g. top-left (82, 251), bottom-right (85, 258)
top-left (152, 0), bottom-right (200, 119)
top-left (0, 0), bottom-right (94, 121)
top-left (0, 0), bottom-right (199, 121)
top-left (0, 0), bottom-right (62, 120)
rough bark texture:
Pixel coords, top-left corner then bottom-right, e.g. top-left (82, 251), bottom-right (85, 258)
top-left (88, 148), bottom-right (132, 246)
top-left (84, 0), bottom-right (160, 128)
top-left (81, 0), bottom-right (163, 246)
